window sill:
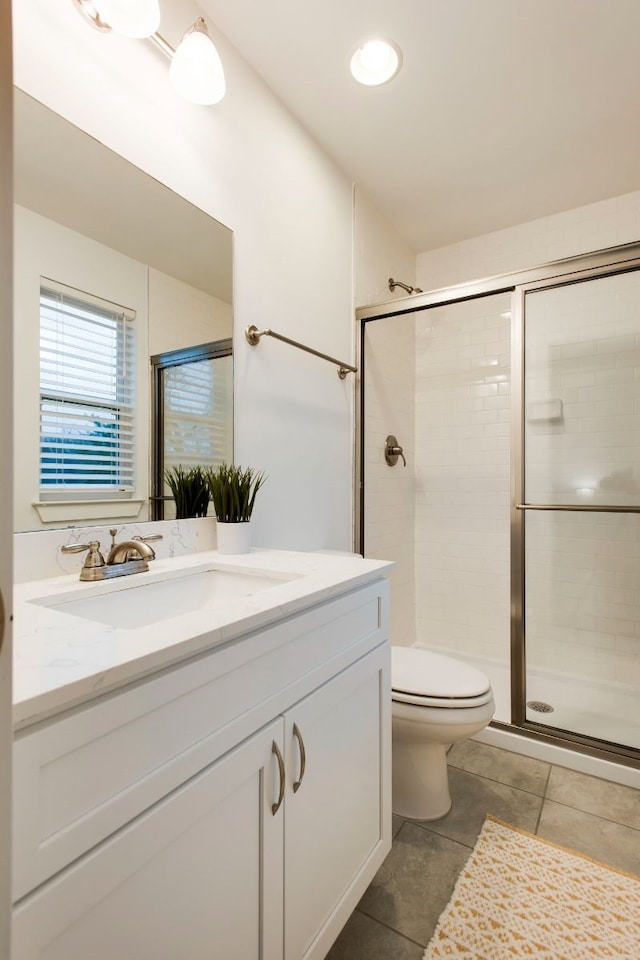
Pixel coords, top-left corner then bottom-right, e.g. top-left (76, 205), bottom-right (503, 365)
top-left (33, 500), bottom-right (145, 524)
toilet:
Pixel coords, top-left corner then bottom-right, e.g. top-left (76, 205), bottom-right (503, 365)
top-left (391, 647), bottom-right (495, 821)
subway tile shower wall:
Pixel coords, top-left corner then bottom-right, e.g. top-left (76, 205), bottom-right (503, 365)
top-left (413, 296), bottom-right (512, 665)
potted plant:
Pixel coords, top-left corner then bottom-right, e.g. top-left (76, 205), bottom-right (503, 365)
top-left (164, 465), bottom-right (210, 520)
top-left (205, 463), bottom-right (266, 554)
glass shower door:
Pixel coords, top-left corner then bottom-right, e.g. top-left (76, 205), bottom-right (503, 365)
top-left (362, 291), bottom-right (513, 721)
top-left (521, 268), bottom-right (640, 752)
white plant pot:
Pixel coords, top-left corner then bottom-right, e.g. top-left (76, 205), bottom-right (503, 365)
top-left (216, 520), bottom-right (251, 555)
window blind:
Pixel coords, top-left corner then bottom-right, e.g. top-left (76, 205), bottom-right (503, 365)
top-left (39, 281), bottom-right (136, 495)
top-left (163, 354), bottom-right (232, 474)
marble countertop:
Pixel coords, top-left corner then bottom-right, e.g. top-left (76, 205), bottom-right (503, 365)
top-left (13, 548), bottom-right (392, 730)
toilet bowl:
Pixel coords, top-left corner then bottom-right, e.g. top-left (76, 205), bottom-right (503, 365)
top-left (391, 647), bottom-right (495, 821)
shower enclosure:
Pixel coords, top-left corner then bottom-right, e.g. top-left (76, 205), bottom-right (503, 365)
top-left (358, 243), bottom-right (640, 767)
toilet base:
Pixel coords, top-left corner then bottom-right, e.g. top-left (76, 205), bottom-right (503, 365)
top-left (392, 739), bottom-right (451, 821)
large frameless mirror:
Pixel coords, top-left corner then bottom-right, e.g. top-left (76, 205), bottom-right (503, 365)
top-left (13, 88), bottom-right (233, 532)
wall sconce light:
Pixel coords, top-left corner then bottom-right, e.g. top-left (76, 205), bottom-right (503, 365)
top-left (73, 0), bottom-right (226, 105)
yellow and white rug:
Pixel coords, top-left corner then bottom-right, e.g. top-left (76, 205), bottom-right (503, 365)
top-left (424, 815), bottom-right (640, 958)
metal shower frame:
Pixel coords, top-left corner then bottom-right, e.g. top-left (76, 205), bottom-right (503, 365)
top-left (356, 240), bottom-right (640, 769)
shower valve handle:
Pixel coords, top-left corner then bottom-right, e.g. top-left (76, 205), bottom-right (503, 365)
top-left (385, 435), bottom-right (406, 467)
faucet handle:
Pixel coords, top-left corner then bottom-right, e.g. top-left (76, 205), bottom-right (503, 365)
top-left (132, 533), bottom-right (163, 560)
top-left (61, 541), bottom-right (106, 578)
top-left (61, 542), bottom-right (93, 554)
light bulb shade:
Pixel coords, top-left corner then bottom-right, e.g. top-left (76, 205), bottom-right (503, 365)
top-left (350, 39), bottom-right (401, 86)
top-left (93, 0), bottom-right (160, 38)
top-left (170, 19), bottom-right (226, 105)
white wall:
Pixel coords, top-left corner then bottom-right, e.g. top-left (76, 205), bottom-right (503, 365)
top-left (354, 186), bottom-right (416, 308)
top-left (13, 0), bottom-right (355, 551)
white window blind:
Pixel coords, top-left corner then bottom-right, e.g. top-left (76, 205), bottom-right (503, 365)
top-left (39, 281), bottom-right (136, 496)
top-left (163, 354), bottom-right (232, 474)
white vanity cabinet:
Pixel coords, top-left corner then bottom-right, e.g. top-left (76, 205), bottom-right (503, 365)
top-left (13, 718), bottom-right (285, 960)
top-left (13, 577), bottom-right (391, 960)
top-left (283, 648), bottom-right (387, 960)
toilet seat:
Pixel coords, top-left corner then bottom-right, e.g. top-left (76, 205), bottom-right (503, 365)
top-left (392, 647), bottom-right (492, 710)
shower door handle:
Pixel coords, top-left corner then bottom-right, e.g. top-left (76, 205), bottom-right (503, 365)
top-left (515, 503), bottom-right (640, 512)
top-left (385, 435), bottom-right (406, 467)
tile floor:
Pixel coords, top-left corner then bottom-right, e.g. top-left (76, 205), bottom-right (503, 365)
top-left (326, 739), bottom-right (640, 959)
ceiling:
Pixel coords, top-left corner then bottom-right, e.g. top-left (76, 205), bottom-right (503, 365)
top-left (200, 0), bottom-right (640, 253)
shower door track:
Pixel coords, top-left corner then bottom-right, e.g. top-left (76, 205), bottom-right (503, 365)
top-left (356, 240), bottom-right (640, 770)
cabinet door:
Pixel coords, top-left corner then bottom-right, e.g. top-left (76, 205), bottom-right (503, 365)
top-left (284, 644), bottom-right (391, 960)
top-left (13, 718), bottom-right (285, 960)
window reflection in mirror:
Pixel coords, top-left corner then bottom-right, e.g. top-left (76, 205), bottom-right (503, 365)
top-left (13, 88), bottom-right (233, 532)
top-left (151, 341), bottom-right (233, 520)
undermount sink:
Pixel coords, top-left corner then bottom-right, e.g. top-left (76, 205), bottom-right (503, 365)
top-left (30, 566), bottom-right (295, 630)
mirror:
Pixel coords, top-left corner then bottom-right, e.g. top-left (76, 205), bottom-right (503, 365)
top-left (13, 89), bottom-right (233, 532)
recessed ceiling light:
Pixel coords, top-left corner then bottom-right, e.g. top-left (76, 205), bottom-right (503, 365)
top-left (350, 39), bottom-right (401, 86)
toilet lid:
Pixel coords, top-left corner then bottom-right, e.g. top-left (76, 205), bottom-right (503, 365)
top-left (392, 647), bottom-right (491, 701)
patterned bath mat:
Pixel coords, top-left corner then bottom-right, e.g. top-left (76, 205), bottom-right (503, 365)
top-left (424, 815), bottom-right (640, 958)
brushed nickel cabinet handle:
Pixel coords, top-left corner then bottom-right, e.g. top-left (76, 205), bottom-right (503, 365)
top-left (0, 588), bottom-right (4, 656)
top-left (272, 740), bottom-right (285, 815)
top-left (292, 723), bottom-right (306, 794)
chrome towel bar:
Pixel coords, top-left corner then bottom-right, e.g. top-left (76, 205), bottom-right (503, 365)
top-left (245, 325), bottom-right (357, 379)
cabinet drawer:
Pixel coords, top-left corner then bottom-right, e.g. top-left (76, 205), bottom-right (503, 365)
top-left (13, 578), bottom-right (389, 900)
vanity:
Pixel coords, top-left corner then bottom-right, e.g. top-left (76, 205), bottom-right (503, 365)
top-left (12, 547), bottom-right (392, 960)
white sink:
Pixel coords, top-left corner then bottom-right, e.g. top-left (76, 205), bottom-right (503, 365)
top-left (30, 566), bottom-right (295, 630)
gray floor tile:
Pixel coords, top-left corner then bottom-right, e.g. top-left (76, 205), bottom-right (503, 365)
top-left (392, 815), bottom-right (404, 838)
top-left (419, 766), bottom-right (543, 847)
top-left (537, 798), bottom-right (640, 875)
top-left (546, 765), bottom-right (640, 830)
top-left (341, 741), bottom-right (640, 957)
top-left (325, 910), bottom-right (423, 960)
top-left (448, 739), bottom-right (550, 797)
top-left (357, 821), bottom-right (470, 947)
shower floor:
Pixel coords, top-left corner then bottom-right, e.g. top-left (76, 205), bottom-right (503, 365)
top-left (413, 643), bottom-right (640, 752)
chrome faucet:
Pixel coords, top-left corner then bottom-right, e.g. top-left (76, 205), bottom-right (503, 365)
top-left (62, 529), bottom-right (163, 582)
top-left (106, 531), bottom-right (158, 564)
